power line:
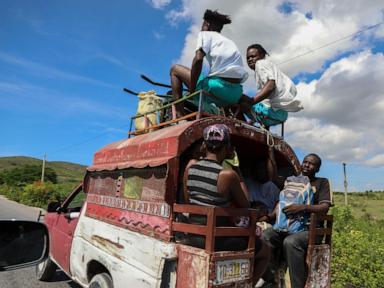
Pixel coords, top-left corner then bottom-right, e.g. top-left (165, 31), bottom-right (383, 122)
top-left (277, 21), bottom-right (383, 65)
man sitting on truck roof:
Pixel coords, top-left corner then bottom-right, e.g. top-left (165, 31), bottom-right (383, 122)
top-left (241, 44), bottom-right (303, 128)
top-left (170, 10), bottom-right (248, 117)
top-left (183, 124), bottom-right (270, 284)
top-left (261, 153), bottom-right (331, 288)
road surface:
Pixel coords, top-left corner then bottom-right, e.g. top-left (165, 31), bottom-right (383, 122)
top-left (0, 196), bottom-right (81, 288)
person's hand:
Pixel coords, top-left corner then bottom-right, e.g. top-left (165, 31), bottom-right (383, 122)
top-left (283, 204), bottom-right (305, 216)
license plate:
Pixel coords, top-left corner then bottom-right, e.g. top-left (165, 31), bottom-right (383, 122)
top-left (214, 258), bottom-right (250, 284)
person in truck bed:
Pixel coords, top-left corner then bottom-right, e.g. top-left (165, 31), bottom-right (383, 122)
top-left (261, 153), bottom-right (331, 288)
top-left (170, 10), bottom-right (248, 117)
top-left (183, 124), bottom-right (270, 285)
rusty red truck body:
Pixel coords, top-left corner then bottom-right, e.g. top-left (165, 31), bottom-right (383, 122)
top-left (38, 116), bottom-right (306, 288)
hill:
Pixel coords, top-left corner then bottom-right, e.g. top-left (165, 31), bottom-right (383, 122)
top-left (0, 156), bottom-right (86, 185)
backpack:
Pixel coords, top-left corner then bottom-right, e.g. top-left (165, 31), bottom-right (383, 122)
top-left (273, 175), bottom-right (314, 234)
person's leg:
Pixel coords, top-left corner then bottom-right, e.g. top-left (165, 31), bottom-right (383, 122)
top-left (283, 231), bottom-right (309, 288)
top-left (262, 228), bottom-right (283, 284)
top-left (254, 103), bottom-right (288, 127)
top-left (252, 238), bottom-right (271, 286)
top-left (170, 64), bottom-right (191, 116)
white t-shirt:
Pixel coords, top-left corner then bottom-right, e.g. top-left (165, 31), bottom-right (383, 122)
top-left (196, 31), bottom-right (248, 82)
top-left (255, 58), bottom-right (303, 112)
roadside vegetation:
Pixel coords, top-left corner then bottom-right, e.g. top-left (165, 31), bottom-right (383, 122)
top-left (331, 196), bottom-right (384, 287)
top-left (0, 156), bottom-right (85, 207)
top-left (0, 157), bottom-right (383, 286)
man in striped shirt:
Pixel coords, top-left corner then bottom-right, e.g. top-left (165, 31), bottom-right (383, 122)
top-left (184, 124), bottom-right (249, 210)
top-left (183, 124), bottom-right (270, 284)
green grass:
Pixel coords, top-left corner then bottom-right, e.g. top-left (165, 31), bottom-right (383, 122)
top-left (333, 192), bottom-right (384, 221)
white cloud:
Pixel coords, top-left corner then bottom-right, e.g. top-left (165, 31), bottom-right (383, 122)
top-left (286, 50), bottom-right (384, 165)
top-left (365, 154), bottom-right (384, 166)
top-left (161, 1), bottom-right (384, 167)
top-left (149, 0), bottom-right (172, 10)
top-left (165, 0), bottom-right (383, 76)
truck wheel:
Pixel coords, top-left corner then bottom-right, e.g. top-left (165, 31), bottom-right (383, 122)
top-left (36, 256), bottom-right (57, 281)
top-left (89, 273), bottom-right (113, 288)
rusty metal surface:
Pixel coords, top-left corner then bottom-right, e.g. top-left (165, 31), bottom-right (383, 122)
top-left (305, 244), bottom-right (331, 288)
top-left (175, 244), bottom-right (254, 288)
top-left (88, 117), bottom-right (300, 173)
top-left (176, 245), bottom-right (210, 288)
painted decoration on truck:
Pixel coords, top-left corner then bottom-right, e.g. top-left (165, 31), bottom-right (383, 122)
top-left (87, 166), bottom-right (167, 201)
top-left (87, 194), bottom-right (170, 218)
top-left (124, 176), bottom-right (142, 199)
top-left (85, 201), bottom-right (171, 240)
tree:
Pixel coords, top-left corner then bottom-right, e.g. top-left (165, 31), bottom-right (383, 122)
top-left (0, 165), bottom-right (57, 186)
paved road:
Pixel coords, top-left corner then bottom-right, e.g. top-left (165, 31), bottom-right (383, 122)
top-left (0, 196), bottom-right (81, 288)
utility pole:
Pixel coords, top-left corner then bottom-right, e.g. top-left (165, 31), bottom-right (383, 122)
top-left (41, 153), bottom-right (46, 183)
top-left (343, 162), bottom-right (348, 205)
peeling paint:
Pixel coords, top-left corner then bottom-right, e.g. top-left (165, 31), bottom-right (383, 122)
top-left (92, 235), bottom-right (124, 249)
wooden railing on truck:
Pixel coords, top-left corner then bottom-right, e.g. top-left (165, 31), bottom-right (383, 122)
top-left (172, 204), bottom-right (261, 253)
top-left (305, 213), bottom-right (334, 288)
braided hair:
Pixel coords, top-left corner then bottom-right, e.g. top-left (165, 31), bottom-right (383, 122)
top-left (203, 10), bottom-right (231, 32)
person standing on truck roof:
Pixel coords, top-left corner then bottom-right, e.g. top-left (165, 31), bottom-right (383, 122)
top-left (170, 10), bottom-right (248, 117)
top-left (242, 44), bottom-right (303, 128)
top-left (261, 153), bottom-right (331, 288)
top-left (183, 124), bottom-right (270, 285)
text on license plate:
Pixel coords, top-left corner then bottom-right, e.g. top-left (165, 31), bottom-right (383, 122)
top-left (215, 258), bottom-right (250, 284)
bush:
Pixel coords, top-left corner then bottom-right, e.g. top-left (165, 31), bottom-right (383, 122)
top-left (331, 206), bottom-right (384, 287)
top-left (0, 184), bottom-right (23, 202)
top-left (20, 181), bottom-right (62, 208)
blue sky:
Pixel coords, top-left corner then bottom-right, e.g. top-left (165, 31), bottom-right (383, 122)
top-left (1, 1), bottom-right (384, 192)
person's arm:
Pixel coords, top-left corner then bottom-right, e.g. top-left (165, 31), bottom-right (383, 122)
top-left (232, 166), bottom-right (250, 201)
top-left (283, 179), bottom-right (331, 215)
top-left (282, 202), bottom-right (330, 216)
top-left (183, 159), bottom-right (198, 203)
top-left (190, 49), bottom-right (205, 94)
top-left (218, 169), bottom-right (250, 208)
top-left (253, 80), bottom-right (276, 105)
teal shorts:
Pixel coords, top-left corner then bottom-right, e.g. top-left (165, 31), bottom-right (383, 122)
top-left (254, 102), bottom-right (288, 127)
top-left (195, 75), bottom-right (243, 107)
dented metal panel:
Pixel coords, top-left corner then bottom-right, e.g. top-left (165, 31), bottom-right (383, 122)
top-left (70, 207), bottom-right (178, 288)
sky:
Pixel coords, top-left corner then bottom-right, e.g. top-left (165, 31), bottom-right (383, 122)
top-left (1, 0), bottom-right (383, 192)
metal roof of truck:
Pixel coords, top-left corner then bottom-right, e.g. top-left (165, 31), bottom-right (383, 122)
top-left (88, 117), bottom-right (300, 172)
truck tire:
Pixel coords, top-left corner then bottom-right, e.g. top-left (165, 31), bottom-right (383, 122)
top-left (36, 256), bottom-right (57, 281)
top-left (89, 273), bottom-right (113, 288)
